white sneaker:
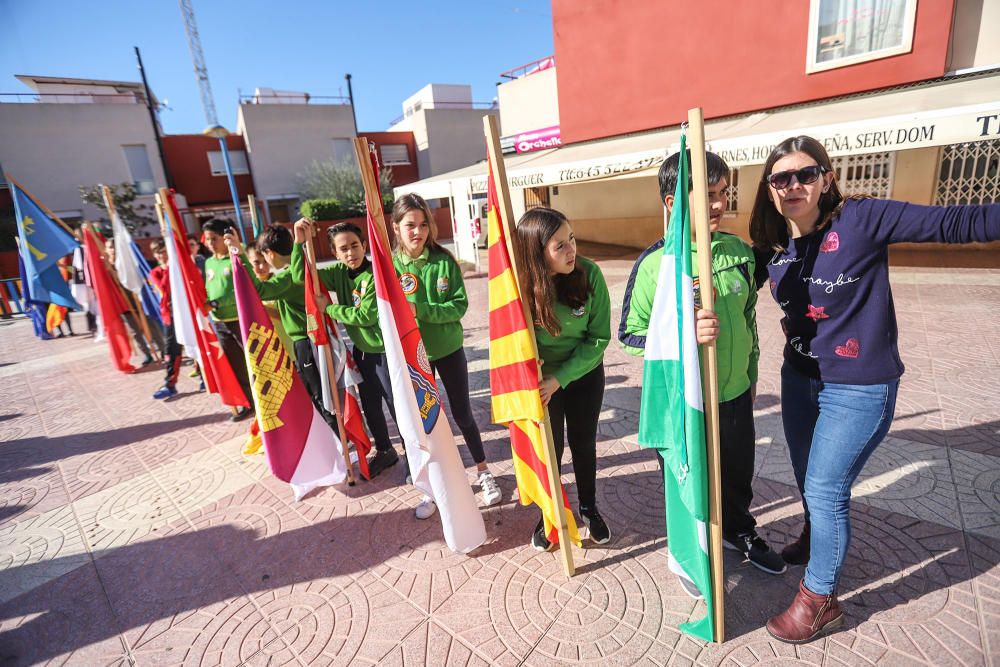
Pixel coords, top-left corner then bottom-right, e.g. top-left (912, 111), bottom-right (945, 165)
top-left (415, 496), bottom-right (437, 520)
top-left (479, 471), bottom-right (502, 506)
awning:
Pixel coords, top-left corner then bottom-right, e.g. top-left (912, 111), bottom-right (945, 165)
top-left (396, 70), bottom-right (1000, 198)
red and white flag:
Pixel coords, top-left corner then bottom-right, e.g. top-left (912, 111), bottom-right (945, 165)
top-left (304, 268), bottom-right (373, 479)
top-left (82, 227), bottom-right (134, 373)
top-left (161, 191), bottom-right (249, 408)
top-left (363, 146), bottom-right (485, 554)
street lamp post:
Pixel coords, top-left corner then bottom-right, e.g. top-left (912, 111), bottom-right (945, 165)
top-left (204, 124), bottom-right (247, 244)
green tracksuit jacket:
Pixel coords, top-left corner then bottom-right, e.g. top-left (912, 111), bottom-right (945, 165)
top-left (535, 257), bottom-right (612, 388)
top-left (393, 248), bottom-right (467, 362)
top-left (289, 243), bottom-right (384, 354)
top-left (618, 231), bottom-right (759, 402)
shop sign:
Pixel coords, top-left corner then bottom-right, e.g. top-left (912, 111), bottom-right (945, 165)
top-left (500, 126), bottom-right (562, 155)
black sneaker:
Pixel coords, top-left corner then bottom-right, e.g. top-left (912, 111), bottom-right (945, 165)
top-left (229, 406), bottom-right (253, 423)
top-left (724, 532), bottom-right (787, 574)
top-left (367, 448), bottom-right (399, 478)
top-left (530, 519), bottom-right (556, 552)
top-left (677, 575), bottom-right (704, 600)
top-left (580, 506), bottom-right (611, 545)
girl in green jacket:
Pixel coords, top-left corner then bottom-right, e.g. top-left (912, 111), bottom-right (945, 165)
top-left (515, 207), bottom-right (612, 550)
top-left (391, 194), bottom-right (502, 517)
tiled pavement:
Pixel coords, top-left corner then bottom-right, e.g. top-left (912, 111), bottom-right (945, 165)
top-left (1, 255), bottom-right (998, 666)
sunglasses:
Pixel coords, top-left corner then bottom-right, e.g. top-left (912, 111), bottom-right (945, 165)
top-left (765, 165), bottom-right (826, 189)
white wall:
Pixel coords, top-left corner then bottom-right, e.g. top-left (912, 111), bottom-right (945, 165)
top-left (0, 102), bottom-right (166, 221)
top-left (417, 108), bottom-right (498, 178)
top-left (949, 0), bottom-right (1000, 70)
top-left (238, 102), bottom-right (357, 202)
top-left (497, 68), bottom-right (560, 136)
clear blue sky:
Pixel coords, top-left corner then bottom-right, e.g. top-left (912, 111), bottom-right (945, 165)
top-left (0, 0), bottom-right (554, 133)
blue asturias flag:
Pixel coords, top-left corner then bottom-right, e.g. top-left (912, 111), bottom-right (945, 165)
top-left (10, 179), bottom-right (80, 310)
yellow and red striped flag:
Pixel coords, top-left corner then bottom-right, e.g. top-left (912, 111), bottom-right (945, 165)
top-left (487, 158), bottom-right (581, 546)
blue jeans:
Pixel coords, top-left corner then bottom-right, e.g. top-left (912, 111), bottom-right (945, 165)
top-left (781, 362), bottom-right (899, 595)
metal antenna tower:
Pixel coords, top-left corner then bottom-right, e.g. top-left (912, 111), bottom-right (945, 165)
top-left (177, 0), bottom-right (247, 241)
top-left (178, 0), bottom-right (218, 126)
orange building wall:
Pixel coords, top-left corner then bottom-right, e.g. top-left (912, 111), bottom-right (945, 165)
top-left (160, 134), bottom-right (256, 206)
top-left (552, 0), bottom-right (956, 144)
top-left (360, 131), bottom-right (420, 186)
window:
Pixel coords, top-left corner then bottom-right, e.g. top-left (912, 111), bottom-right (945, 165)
top-left (331, 138), bottom-right (354, 166)
top-left (380, 144), bottom-right (411, 166)
top-left (207, 150), bottom-right (250, 176)
top-left (267, 197), bottom-right (300, 224)
top-left (122, 144), bottom-right (155, 194)
top-left (806, 0), bottom-right (917, 73)
top-left (830, 151), bottom-right (894, 198)
top-left (934, 140), bottom-right (1000, 206)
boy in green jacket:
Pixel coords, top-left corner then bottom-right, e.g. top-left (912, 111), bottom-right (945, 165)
top-left (289, 220), bottom-right (400, 479)
top-left (619, 150), bottom-right (785, 585)
top-left (202, 219), bottom-right (253, 421)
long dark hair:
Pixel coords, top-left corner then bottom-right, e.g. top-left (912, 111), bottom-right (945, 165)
top-left (514, 207), bottom-right (590, 337)
top-left (390, 193), bottom-right (456, 262)
top-left (748, 136), bottom-right (847, 251)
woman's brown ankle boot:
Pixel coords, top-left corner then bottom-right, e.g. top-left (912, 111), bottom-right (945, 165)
top-left (766, 579), bottom-right (843, 643)
top-left (781, 523), bottom-right (810, 565)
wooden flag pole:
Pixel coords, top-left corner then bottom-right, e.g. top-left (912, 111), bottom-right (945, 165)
top-left (248, 195), bottom-right (261, 238)
top-left (352, 139), bottom-right (392, 257)
top-left (5, 173), bottom-right (78, 238)
top-left (303, 234), bottom-right (357, 486)
top-left (101, 185), bottom-right (159, 361)
top-left (484, 115), bottom-right (575, 577)
top-left (687, 107), bottom-right (725, 643)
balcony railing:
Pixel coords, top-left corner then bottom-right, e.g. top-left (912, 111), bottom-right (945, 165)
top-left (238, 93), bottom-right (350, 105)
top-left (500, 56), bottom-right (555, 80)
top-left (388, 101), bottom-right (497, 127)
top-left (0, 92), bottom-right (146, 104)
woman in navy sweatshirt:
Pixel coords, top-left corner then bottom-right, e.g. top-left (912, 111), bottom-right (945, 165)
top-left (748, 135), bottom-right (1000, 644)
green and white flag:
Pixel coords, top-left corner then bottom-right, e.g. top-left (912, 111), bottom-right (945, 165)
top-left (637, 134), bottom-right (715, 642)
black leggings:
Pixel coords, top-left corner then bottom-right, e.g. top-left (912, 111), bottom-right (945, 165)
top-left (163, 322), bottom-right (182, 388)
top-left (353, 347), bottom-right (397, 452)
top-left (212, 318), bottom-right (254, 409)
top-left (430, 347), bottom-right (486, 464)
top-left (547, 364), bottom-right (605, 508)
top-left (293, 338), bottom-right (339, 433)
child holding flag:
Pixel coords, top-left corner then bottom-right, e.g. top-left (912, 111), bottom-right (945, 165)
top-left (149, 239), bottom-right (181, 400)
top-left (619, 150), bottom-right (786, 588)
top-left (391, 194), bottom-right (502, 513)
top-left (245, 244), bottom-right (296, 358)
top-left (148, 239), bottom-right (183, 399)
top-left (202, 219), bottom-right (254, 421)
top-left (290, 220), bottom-right (401, 479)
top-left (514, 207), bottom-right (612, 549)
top-left (221, 224), bottom-right (349, 436)
top-left (103, 237), bottom-right (163, 365)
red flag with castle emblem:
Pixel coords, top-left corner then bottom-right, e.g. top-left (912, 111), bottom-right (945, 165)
top-left (231, 248), bottom-right (347, 499)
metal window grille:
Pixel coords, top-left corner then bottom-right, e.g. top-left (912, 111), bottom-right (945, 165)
top-left (830, 151), bottom-right (894, 198)
top-left (726, 167), bottom-right (739, 213)
top-left (934, 140), bottom-right (1000, 206)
